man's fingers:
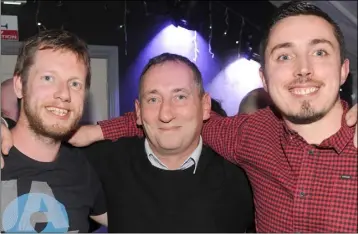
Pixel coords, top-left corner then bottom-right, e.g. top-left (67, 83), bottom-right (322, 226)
top-left (345, 104), bottom-right (357, 127)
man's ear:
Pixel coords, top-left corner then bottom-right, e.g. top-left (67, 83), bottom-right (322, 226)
top-left (340, 58), bottom-right (350, 86)
top-left (202, 93), bottom-right (211, 121)
top-left (134, 99), bottom-right (142, 125)
top-left (259, 67), bottom-right (268, 92)
top-left (13, 76), bottom-right (23, 99)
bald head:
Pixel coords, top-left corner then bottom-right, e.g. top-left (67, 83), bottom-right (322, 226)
top-left (1, 78), bottom-right (19, 121)
top-left (238, 88), bottom-right (272, 114)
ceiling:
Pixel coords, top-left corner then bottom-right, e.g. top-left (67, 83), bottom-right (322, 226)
top-left (1, 0), bottom-right (277, 59)
top-left (2, 0), bottom-right (356, 72)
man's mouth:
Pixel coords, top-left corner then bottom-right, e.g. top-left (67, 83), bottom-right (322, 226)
top-left (46, 107), bottom-right (69, 117)
top-left (289, 87), bottom-right (319, 96)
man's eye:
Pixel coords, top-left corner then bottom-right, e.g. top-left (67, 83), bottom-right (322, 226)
top-left (314, 50), bottom-right (327, 56)
top-left (277, 54), bottom-right (290, 61)
top-left (70, 81), bottom-right (82, 90)
top-left (176, 95), bottom-right (187, 100)
top-left (148, 98), bottom-right (157, 103)
top-left (43, 75), bottom-right (54, 81)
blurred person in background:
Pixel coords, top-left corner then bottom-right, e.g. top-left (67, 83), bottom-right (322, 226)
top-left (238, 88), bottom-right (272, 114)
top-left (1, 78), bottom-right (19, 128)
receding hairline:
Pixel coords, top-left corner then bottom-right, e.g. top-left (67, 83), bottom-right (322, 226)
top-left (138, 60), bottom-right (203, 99)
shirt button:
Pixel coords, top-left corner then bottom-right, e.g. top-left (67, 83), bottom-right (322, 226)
top-left (299, 191), bottom-right (305, 197)
top-left (308, 149), bottom-right (314, 155)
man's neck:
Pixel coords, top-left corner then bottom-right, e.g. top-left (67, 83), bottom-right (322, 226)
top-left (285, 100), bottom-right (344, 145)
top-left (11, 120), bottom-right (61, 162)
top-left (148, 137), bottom-right (201, 170)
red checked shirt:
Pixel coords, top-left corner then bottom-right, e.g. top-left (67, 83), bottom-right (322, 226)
top-left (98, 101), bottom-right (357, 233)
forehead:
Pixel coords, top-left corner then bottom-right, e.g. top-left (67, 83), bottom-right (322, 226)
top-left (142, 61), bottom-right (196, 90)
top-left (267, 15), bottom-right (338, 48)
top-left (33, 49), bottom-right (85, 71)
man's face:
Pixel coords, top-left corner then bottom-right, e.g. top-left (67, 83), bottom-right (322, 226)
top-left (135, 61), bottom-right (211, 156)
top-left (14, 49), bottom-right (87, 140)
top-left (260, 15), bottom-right (349, 124)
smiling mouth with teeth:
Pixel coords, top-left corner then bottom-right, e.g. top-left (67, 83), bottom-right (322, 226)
top-left (290, 87), bottom-right (319, 96)
top-left (46, 107), bottom-right (69, 117)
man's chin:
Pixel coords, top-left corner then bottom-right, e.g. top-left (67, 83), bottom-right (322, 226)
top-left (158, 142), bottom-right (182, 152)
top-left (283, 112), bottom-right (325, 125)
top-left (36, 124), bottom-right (76, 141)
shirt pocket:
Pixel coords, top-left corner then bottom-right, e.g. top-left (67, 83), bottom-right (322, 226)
top-left (326, 174), bottom-right (357, 233)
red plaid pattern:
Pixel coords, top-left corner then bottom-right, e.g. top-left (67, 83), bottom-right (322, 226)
top-left (98, 101), bottom-right (357, 233)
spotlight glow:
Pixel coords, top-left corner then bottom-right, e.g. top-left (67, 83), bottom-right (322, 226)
top-left (208, 58), bottom-right (263, 116)
top-left (161, 25), bottom-right (194, 49)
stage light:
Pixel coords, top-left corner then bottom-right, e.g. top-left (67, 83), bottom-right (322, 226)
top-left (2, 0), bottom-right (26, 5)
top-left (169, 1), bottom-right (202, 31)
top-left (138, 22), bottom-right (205, 62)
top-left (161, 24), bottom-right (194, 49)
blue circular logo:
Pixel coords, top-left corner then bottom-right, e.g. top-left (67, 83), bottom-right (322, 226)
top-left (2, 193), bottom-right (69, 233)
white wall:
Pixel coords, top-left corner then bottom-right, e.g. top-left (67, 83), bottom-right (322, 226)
top-left (0, 55), bottom-right (108, 124)
top-left (82, 58), bottom-right (108, 124)
top-left (1, 55), bottom-right (17, 82)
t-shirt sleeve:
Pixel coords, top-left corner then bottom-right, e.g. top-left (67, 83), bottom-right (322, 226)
top-left (88, 163), bottom-right (107, 216)
top-left (81, 141), bottom-right (114, 216)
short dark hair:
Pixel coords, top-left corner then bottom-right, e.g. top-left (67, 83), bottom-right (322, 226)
top-left (138, 53), bottom-right (205, 98)
top-left (259, 0), bottom-right (346, 69)
top-left (238, 88), bottom-right (272, 114)
top-left (211, 98), bottom-right (227, 117)
top-left (14, 29), bottom-right (91, 90)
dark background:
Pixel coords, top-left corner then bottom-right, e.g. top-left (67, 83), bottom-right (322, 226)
top-left (1, 0), bottom-right (353, 114)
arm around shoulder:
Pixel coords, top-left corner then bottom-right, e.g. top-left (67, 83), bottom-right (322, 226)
top-left (69, 125), bottom-right (104, 147)
top-left (202, 111), bottom-right (251, 164)
top-left (98, 112), bottom-right (144, 141)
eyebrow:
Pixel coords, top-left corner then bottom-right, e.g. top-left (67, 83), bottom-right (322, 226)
top-left (270, 38), bottom-right (334, 55)
top-left (142, 88), bottom-right (190, 97)
top-left (270, 42), bottom-right (293, 55)
top-left (172, 88), bottom-right (190, 94)
top-left (143, 90), bottom-right (159, 96)
top-left (309, 38), bottom-right (334, 48)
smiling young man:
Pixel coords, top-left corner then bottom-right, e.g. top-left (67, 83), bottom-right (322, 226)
top-left (59, 1), bottom-right (357, 233)
top-left (1, 30), bottom-right (107, 233)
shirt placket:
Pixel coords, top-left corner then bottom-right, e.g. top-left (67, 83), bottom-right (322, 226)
top-left (292, 145), bottom-right (317, 233)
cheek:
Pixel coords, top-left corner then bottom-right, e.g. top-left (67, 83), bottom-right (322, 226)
top-left (28, 84), bottom-right (54, 99)
top-left (71, 91), bottom-right (86, 107)
top-left (25, 90), bottom-right (46, 107)
top-left (140, 109), bottom-right (159, 126)
top-left (176, 106), bottom-right (201, 122)
top-left (266, 67), bottom-right (291, 90)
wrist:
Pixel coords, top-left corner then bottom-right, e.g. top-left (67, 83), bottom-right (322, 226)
top-left (93, 124), bottom-right (104, 141)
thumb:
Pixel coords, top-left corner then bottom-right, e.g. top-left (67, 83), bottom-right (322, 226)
top-left (2, 141), bottom-right (11, 155)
